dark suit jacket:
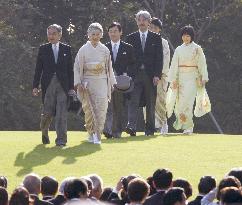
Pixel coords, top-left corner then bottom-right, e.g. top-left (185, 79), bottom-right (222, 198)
top-left (188, 195), bottom-right (203, 205)
top-left (144, 190), bottom-right (166, 205)
top-left (105, 41), bottom-right (135, 77)
top-left (48, 194), bottom-right (66, 205)
top-left (126, 31), bottom-right (163, 79)
top-left (33, 42), bottom-right (74, 102)
top-left (30, 194), bottom-right (53, 205)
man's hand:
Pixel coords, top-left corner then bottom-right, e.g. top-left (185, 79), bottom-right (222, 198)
top-left (32, 88), bottom-right (39, 96)
top-left (153, 76), bottom-right (160, 86)
top-left (68, 89), bottom-right (76, 96)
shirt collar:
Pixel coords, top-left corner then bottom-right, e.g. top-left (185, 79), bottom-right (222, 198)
top-left (111, 40), bottom-right (120, 49)
top-left (139, 30), bottom-right (148, 39)
top-left (52, 42), bottom-right (60, 49)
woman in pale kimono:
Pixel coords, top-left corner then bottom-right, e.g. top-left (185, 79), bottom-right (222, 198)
top-left (74, 23), bottom-right (116, 144)
top-left (167, 25), bottom-right (211, 134)
top-left (149, 17), bottom-right (170, 135)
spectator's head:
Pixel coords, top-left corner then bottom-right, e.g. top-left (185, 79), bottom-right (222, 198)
top-left (0, 187), bottom-right (8, 205)
top-left (217, 176), bottom-right (241, 200)
top-left (173, 178), bottom-right (192, 199)
top-left (88, 174), bottom-right (103, 199)
top-left (146, 176), bottom-right (156, 196)
top-left (81, 176), bottom-right (93, 197)
top-left (0, 176), bottom-right (7, 188)
top-left (180, 25), bottom-right (195, 43)
top-left (128, 178), bottom-right (150, 204)
top-left (99, 187), bottom-right (113, 201)
top-left (9, 186), bottom-right (30, 205)
top-left (228, 168), bottom-right (242, 184)
top-left (59, 177), bottom-right (75, 195)
top-left (64, 178), bottom-right (88, 200)
top-left (41, 176), bottom-right (58, 197)
top-left (22, 173), bottom-right (41, 195)
top-left (152, 168), bottom-right (173, 190)
top-left (150, 17), bottom-right (162, 34)
top-left (198, 176), bottom-right (216, 195)
top-left (220, 187), bottom-right (242, 204)
top-left (163, 187), bottom-right (186, 205)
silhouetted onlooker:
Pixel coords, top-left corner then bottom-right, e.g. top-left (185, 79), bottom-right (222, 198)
top-left (173, 178), bottom-right (193, 199)
top-left (41, 176), bottom-right (58, 200)
top-left (0, 187), bottom-right (8, 205)
top-left (9, 186), bottom-right (30, 205)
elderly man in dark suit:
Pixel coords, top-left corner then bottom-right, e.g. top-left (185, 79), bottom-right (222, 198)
top-left (103, 22), bottom-right (135, 139)
top-left (32, 24), bottom-right (74, 147)
top-left (125, 10), bottom-right (163, 136)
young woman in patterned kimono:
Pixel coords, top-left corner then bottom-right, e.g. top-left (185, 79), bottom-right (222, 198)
top-left (149, 17), bottom-right (170, 135)
top-left (167, 25), bottom-right (211, 134)
top-left (74, 23), bottom-right (116, 144)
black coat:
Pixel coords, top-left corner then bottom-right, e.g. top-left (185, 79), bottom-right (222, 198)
top-left (30, 195), bottom-right (53, 205)
top-left (105, 41), bottom-right (135, 77)
top-left (126, 31), bottom-right (163, 79)
top-left (188, 195), bottom-right (203, 205)
top-left (48, 194), bottom-right (66, 205)
top-left (33, 42), bottom-right (74, 102)
top-left (144, 190), bottom-right (166, 205)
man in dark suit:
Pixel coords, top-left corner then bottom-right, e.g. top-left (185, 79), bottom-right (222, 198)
top-left (144, 168), bottom-right (173, 205)
top-left (33, 24), bottom-right (74, 147)
top-left (103, 22), bottom-right (135, 139)
top-left (188, 176), bottom-right (216, 205)
top-left (125, 10), bottom-right (163, 136)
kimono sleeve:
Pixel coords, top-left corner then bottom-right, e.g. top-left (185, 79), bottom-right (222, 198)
top-left (74, 48), bottom-right (84, 86)
top-left (197, 46), bottom-right (209, 82)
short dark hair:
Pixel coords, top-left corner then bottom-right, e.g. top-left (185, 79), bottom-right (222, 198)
top-left (220, 187), bottom-right (242, 204)
top-left (163, 187), bottom-right (186, 205)
top-left (198, 176), bottom-right (216, 194)
top-left (153, 168), bottom-right (173, 189)
top-left (9, 186), bottom-right (30, 205)
top-left (151, 17), bottom-right (162, 30)
top-left (0, 187), bottom-right (8, 205)
top-left (64, 178), bottom-right (88, 199)
top-left (180, 25), bottom-right (195, 42)
top-left (228, 168), bottom-right (242, 184)
top-left (41, 176), bottom-right (58, 196)
top-left (217, 176), bottom-right (241, 200)
top-left (0, 176), bottom-right (7, 188)
top-left (128, 178), bottom-right (150, 203)
top-left (108, 22), bottom-right (122, 32)
top-left (99, 187), bottom-right (113, 201)
top-left (173, 178), bottom-right (192, 199)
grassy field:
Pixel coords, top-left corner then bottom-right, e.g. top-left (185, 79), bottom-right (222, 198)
top-left (0, 131), bottom-right (242, 196)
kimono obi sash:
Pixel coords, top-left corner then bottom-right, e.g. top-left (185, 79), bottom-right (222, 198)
top-left (83, 61), bottom-right (106, 76)
top-left (178, 65), bottom-right (198, 73)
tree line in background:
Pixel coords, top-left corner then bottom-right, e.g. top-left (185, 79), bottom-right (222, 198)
top-left (0, 0), bottom-right (242, 134)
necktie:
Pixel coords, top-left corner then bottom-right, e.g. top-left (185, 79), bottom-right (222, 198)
top-left (141, 33), bottom-right (146, 52)
top-left (53, 44), bottom-right (58, 63)
top-left (113, 43), bottom-right (118, 62)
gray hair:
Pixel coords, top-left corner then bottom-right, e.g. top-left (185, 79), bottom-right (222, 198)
top-left (22, 173), bottom-right (41, 194)
top-left (87, 22), bottom-right (103, 37)
top-left (47, 24), bottom-right (62, 34)
top-left (59, 176), bottom-right (76, 194)
top-left (135, 10), bottom-right (151, 21)
top-left (87, 174), bottom-right (103, 191)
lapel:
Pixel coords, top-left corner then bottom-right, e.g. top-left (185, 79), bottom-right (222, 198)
top-left (144, 31), bottom-right (151, 53)
top-left (135, 31), bottom-right (143, 52)
top-left (115, 41), bottom-right (124, 63)
top-left (57, 43), bottom-right (64, 65)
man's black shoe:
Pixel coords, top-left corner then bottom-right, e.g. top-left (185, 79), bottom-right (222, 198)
top-left (56, 143), bottom-right (66, 148)
top-left (103, 132), bottom-right (113, 139)
top-left (125, 127), bottom-right (136, 136)
top-left (42, 135), bottom-right (50, 144)
top-left (145, 132), bottom-right (154, 136)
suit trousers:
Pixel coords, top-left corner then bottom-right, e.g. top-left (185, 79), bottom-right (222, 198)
top-left (104, 90), bottom-right (124, 137)
top-left (41, 75), bottom-right (68, 145)
top-left (127, 70), bottom-right (156, 133)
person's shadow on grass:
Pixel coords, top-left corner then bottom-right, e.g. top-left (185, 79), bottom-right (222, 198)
top-left (14, 142), bottom-right (101, 176)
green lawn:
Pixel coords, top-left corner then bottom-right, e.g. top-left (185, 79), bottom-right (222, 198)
top-left (0, 131), bottom-right (242, 197)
